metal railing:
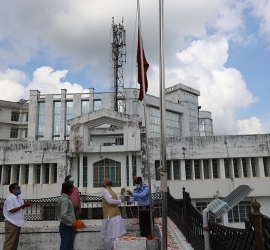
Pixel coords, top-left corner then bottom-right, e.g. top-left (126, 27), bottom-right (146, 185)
top-left (0, 193), bottom-right (162, 222)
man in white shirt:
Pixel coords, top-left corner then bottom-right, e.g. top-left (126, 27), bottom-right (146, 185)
top-left (3, 183), bottom-right (31, 250)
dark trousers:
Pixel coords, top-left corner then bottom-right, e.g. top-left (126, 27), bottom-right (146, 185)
top-left (59, 222), bottom-right (76, 250)
top-left (3, 221), bottom-right (21, 250)
top-left (139, 209), bottom-right (152, 237)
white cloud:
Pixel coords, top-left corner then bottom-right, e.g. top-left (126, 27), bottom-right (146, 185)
top-left (27, 66), bottom-right (88, 95)
top-left (0, 67), bottom-right (88, 101)
top-left (0, 69), bottom-right (27, 101)
top-left (237, 117), bottom-right (263, 134)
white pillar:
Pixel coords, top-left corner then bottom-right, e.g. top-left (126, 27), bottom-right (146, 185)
top-left (40, 164), bottom-right (45, 184)
top-left (79, 153), bottom-right (83, 189)
top-left (246, 158), bottom-right (252, 177)
top-left (128, 152), bottom-right (133, 187)
top-left (219, 159), bottom-right (225, 179)
top-left (28, 164), bottom-right (34, 185)
top-left (171, 160), bottom-right (174, 181)
top-left (10, 165), bottom-right (16, 183)
top-left (256, 157), bottom-right (265, 177)
top-left (209, 159), bottom-right (213, 179)
top-left (49, 163), bottom-right (53, 184)
top-left (237, 158), bottom-right (244, 178)
top-left (20, 165), bottom-right (25, 184)
top-left (229, 158), bottom-right (234, 178)
top-left (191, 160), bottom-right (195, 180)
top-left (180, 159), bottom-right (186, 180)
top-left (200, 159), bottom-right (204, 179)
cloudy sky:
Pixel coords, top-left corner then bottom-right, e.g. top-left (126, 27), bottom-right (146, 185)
top-left (0, 0), bottom-right (270, 136)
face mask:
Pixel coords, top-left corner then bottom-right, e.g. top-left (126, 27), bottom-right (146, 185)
top-left (15, 190), bottom-right (21, 196)
top-left (107, 181), bottom-right (113, 186)
top-left (135, 184), bottom-right (141, 189)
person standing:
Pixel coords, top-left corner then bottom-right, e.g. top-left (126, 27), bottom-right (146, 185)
top-left (101, 178), bottom-right (126, 250)
top-left (57, 181), bottom-right (85, 250)
top-left (64, 175), bottom-right (81, 220)
top-left (127, 176), bottom-right (153, 238)
top-left (3, 183), bottom-right (32, 250)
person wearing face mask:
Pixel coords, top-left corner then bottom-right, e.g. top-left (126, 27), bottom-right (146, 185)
top-left (126, 176), bottom-right (153, 238)
top-left (3, 183), bottom-right (32, 250)
top-left (57, 181), bottom-right (85, 250)
top-left (101, 178), bottom-right (126, 250)
top-left (64, 175), bottom-right (81, 220)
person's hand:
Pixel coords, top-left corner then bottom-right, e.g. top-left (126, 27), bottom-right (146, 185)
top-left (126, 190), bottom-right (132, 195)
top-left (23, 200), bottom-right (32, 208)
top-left (121, 188), bottom-right (126, 195)
top-left (121, 196), bottom-right (125, 202)
top-left (72, 220), bottom-right (85, 229)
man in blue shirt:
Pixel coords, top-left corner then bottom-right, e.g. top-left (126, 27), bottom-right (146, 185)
top-left (127, 177), bottom-right (153, 238)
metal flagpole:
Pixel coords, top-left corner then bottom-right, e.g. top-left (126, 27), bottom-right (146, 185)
top-left (159, 0), bottom-right (168, 249)
top-left (137, 0), bottom-right (154, 238)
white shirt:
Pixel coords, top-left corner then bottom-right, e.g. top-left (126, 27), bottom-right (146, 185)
top-left (3, 193), bottom-right (25, 227)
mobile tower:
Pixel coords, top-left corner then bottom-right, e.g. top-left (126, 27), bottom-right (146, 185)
top-left (110, 17), bottom-right (126, 112)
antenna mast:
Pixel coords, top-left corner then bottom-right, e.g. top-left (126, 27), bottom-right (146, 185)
top-left (110, 17), bottom-right (126, 112)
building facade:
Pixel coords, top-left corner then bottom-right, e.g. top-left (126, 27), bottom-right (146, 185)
top-left (1, 83), bottom-right (269, 228)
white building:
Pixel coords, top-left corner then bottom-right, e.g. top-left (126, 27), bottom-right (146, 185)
top-left (1, 83), bottom-right (269, 228)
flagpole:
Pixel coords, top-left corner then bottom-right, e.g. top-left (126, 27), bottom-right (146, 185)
top-left (137, 0), bottom-right (154, 238)
top-left (159, 0), bottom-right (168, 249)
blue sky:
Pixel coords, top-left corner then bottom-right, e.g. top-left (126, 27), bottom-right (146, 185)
top-left (0, 0), bottom-right (270, 135)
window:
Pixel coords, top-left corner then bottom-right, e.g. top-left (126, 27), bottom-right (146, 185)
top-left (0, 166), bottom-right (2, 184)
top-left (37, 102), bottom-right (45, 139)
top-left (126, 155), bottom-right (137, 186)
top-left (185, 160), bottom-right (192, 179)
top-left (173, 161), bottom-right (180, 180)
top-left (36, 165), bottom-right (41, 183)
top-left (251, 158), bottom-right (256, 177)
top-left (196, 202), bottom-right (221, 223)
top-left (53, 102), bottom-right (61, 137)
top-left (94, 100), bottom-right (101, 111)
top-left (6, 166), bottom-right (11, 185)
top-left (26, 113), bottom-right (28, 122)
top-left (11, 112), bottom-right (19, 122)
top-left (184, 92), bottom-right (199, 136)
top-left (82, 100), bottom-right (89, 115)
top-left (194, 160), bottom-right (200, 179)
top-left (242, 158), bottom-right (247, 177)
top-left (199, 118), bottom-right (213, 136)
top-left (93, 159), bottom-right (121, 187)
top-left (233, 159), bottom-right (238, 178)
top-left (53, 164), bottom-right (57, 183)
top-left (25, 165), bottom-right (29, 184)
top-left (45, 164), bottom-right (49, 183)
top-left (228, 201), bottom-right (251, 223)
top-left (149, 106), bottom-right (182, 138)
top-left (10, 128), bottom-right (18, 138)
top-left (203, 160), bottom-right (209, 179)
top-left (25, 129), bottom-right (28, 138)
top-left (263, 158), bottom-right (268, 177)
top-left (212, 159), bottom-right (218, 178)
top-left (83, 157), bottom-right (87, 187)
top-left (66, 101), bottom-right (73, 135)
top-left (224, 159), bottom-right (230, 178)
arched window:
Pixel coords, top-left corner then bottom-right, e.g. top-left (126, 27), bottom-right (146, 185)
top-left (93, 158), bottom-right (121, 187)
